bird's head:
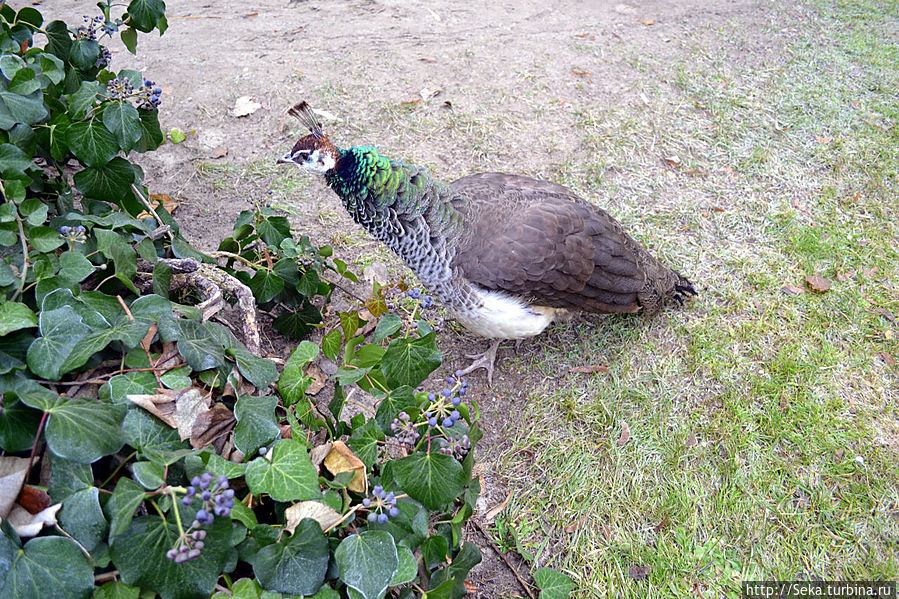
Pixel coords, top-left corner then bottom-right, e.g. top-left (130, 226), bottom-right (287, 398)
top-left (277, 101), bottom-right (340, 174)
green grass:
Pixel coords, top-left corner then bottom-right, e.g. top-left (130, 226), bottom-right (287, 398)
top-left (487, 1), bottom-right (899, 596)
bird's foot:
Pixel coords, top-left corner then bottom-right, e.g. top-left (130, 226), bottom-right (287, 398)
top-left (458, 339), bottom-right (503, 385)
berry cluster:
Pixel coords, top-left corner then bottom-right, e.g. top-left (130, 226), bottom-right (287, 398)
top-left (75, 16), bottom-right (104, 41)
top-left (105, 77), bottom-right (133, 101)
top-left (59, 225), bottom-right (87, 248)
top-left (138, 79), bottom-right (163, 110)
top-left (424, 371), bottom-right (468, 428)
top-left (405, 288), bottom-right (434, 309)
top-left (363, 485), bottom-right (399, 524)
top-left (389, 411), bottom-right (420, 448)
top-left (165, 529), bottom-right (206, 564)
top-left (440, 434), bottom-right (471, 458)
top-left (182, 473), bottom-right (235, 524)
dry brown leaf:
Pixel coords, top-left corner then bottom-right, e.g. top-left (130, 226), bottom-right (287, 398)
top-left (836, 271), bottom-right (854, 282)
top-left (653, 514), bottom-right (669, 533)
top-left (782, 284), bottom-right (806, 296)
top-left (629, 564), bottom-right (651, 579)
top-left (140, 324), bottom-right (157, 353)
top-left (805, 274), bottom-right (832, 292)
top-left (573, 32), bottom-right (591, 37)
top-left (815, 135), bottom-right (832, 143)
top-left (569, 364), bottom-right (609, 374)
top-left (190, 404), bottom-right (236, 448)
top-left (18, 486), bottom-right (51, 515)
top-left (212, 146), bottom-right (229, 159)
top-left (243, 12), bottom-right (258, 17)
top-left (309, 442), bottom-right (332, 472)
top-left (323, 441), bottom-right (367, 494)
top-left (641, 19), bottom-right (656, 25)
top-left (662, 154), bottom-right (681, 167)
top-left (875, 308), bottom-right (896, 325)
top-left (128, 388), bottom-right (211, 441)
top-left (285, 500), bottom-right (342, 533)
top-left (0, 456), bottom-right (31, 518)
top-left (565, 514), bottom-right (588, 534)
top-left (419, 57), bottom-right (437, 62)
top-left (304, 363), bottom-right (327, 396)
top-left (150, 193), bottom-right (178, 214)
top-left (571, 70), bottom-right (590, 76)
top-left (685, 431), bottom-right (698, 447)
top-left (878, 352), bottom-right (895, 368)
top-left (419, 87), bottom-right (440, 100)
top-left (484, 491), bottom-right (512, 521)
top-left (463, 581), bottom-right (479, 594)
top-left (617, 421), bottom-right (631, 446)
top-left (400, 99), bottom-right (419, 109)
top-left (7, 503), bottom-right (61, 538)
top-left (232, 96), bottom-right (262, 117)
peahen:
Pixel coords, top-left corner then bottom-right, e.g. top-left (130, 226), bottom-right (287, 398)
top-left (278, 102), bottom-right (696, 382)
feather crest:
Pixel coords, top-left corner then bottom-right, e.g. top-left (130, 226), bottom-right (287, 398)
top-left (288, 101), bottom-right (324, 139)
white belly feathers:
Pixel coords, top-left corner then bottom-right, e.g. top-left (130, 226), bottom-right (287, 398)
top-left (449, 287), bottom-right (556, 340)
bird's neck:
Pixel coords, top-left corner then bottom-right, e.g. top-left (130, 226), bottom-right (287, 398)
top-left (325, 146), bottom-right (422, 217)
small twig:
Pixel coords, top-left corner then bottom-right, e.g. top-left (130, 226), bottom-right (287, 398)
top-left (132, 184), bottom-right (172, 238)
top-left (116, 295), bottom-right (135, 321)
top-left (11, 209), bottom-right (30, 302)
top-left (214, 584), bottom-right (231, 595)
top-left (93, 571), bottom-right (120, 584)
top-left (207, 250), bottom-right (264, 270)
top-left (26, 412), bottom-right (49, 481)
top-left (471, 519), bottom-right (537, 599)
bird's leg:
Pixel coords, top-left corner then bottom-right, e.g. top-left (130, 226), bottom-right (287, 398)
top-left (458, 338), bottom-right (503, 385)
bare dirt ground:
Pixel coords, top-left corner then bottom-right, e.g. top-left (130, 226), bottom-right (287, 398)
top-left (45, 0), bottom-right (893, 596)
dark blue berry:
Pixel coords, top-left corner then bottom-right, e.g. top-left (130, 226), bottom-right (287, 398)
top-left (429, 417), bottom-right (438, 426)
top-left (367, 512), bottom-right (377, 523)
top-left (453, 396), bottom-right (462, 405)
top-left (377, 513), bottom-right (388, 524)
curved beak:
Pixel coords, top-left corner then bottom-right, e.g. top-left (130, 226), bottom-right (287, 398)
top-left (277, 152), bottom-right (295, 164)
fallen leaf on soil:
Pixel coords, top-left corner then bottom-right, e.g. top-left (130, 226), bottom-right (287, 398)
top-left (815, 135), bottom-right (832, 143)
top-left (878, 352), bottom-right (895, 367)
top-left (662, 154), bottom-right (681, 167)
top-left (285, 500), bottom-right (342, 533)
top-left (463, 581), bottom-right (478, 594)
top-left (836, 270), bottom-right (855, 282)
top-left (323, 441), bottom-right (367, 494)
top-left (0, 456), bottom-right (30, 518)
top-left (304, 363), bottom-right (327, 395)
top-left (573, 32), bottom-right (591, 37)
top-left (232, 96), bottom-right (262, 117)
top-left (419, 57), bottom-right (437, 62)
top-left (685, 431), bottom-right (698, 447)
top-left (140, 324), bottom-right (156, 353)
top-left (805, 274), bottom-right (832, 292)
top-left (7, 503), bottom-right (61, 538)
top-left (190, 404), bottom-right (236, 448)
top-left (875, 308), bottom-right (896, 324)
top-left (641, 19), bottom-right (656, 25)
top-left (309, 442), bottom-right (332, 472)
top-left (569, 364), bottom-right (609, 373)
top-left (400, 99), bottom-right (420, 109)
top-left (212, 146), bottom-right (228, 158)
top-left (629, 564), bottom-right (651, 579)
top-left (782, 284), bottom-right (806, 296)
top-left (485, 491), bottom-right (512, 521)
top-left (149, 193), bottom-right (178, 215)
top-left (571, 70), bottom-right (590, 76)
top-left (565, 514), bottom-right (589, 533)
top-left (128, 387), bottom-right (211, 441)
top-left (419, 87), bottom-right (440, 100)
top-left (242, 12), bottom-right (258, 17)
top-left (18, 486), bottom-right (51, 515)
top-left (653, 514), bottom-right (669, 533)
top-left (790, 197), bottom-right (808, 212)
top-left (617, 421), bottom-right (631, 446)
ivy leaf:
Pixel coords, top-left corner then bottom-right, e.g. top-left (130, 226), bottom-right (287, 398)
top-left (428, 542), bottom-right (482, 599)
top-left (373, 313), bottom-right (403, 343)
top-left (65, 80), bottom-right (101, 119)
top-left (105, 371), bottom-right (157, 405)
top-left (334, 531), bottom-right (398, 599)
top-left (120, 27), bottom-right (138, 53)
top-left (0, 301), bottom-right (36, 336)
top-left (321, 328), bottom-right (341, 361)
top-left (94, 581), bottom-right (141, 599)
top-left (233, 394), bottom-right (280, 457)
top-left (36, 399), bottom-right (127, 463)
top-left (103, 102), bottom-right (143, 153)
top-left (25, 225), bottom-right (64, 252)
top-left (248, 270), bottom-right (284, 304)
top-left (271, 302), bottom-right (322, 340)
top-left (68, 38), bottom-right (100, 70)
top-left (0, 143), bottom-right (33, 176)
top-left (58, 486), bottom-right (108, 551)
top-left (132, 461), bottom-right (166, 489)
top-left (104, 477), bottom-right (146, 541)
top-left (110, 514), bottom-right (232, 599)
top-left (374, 385), bottom-right (417, 434)
top-left (381, 332), bottom-right (442, 388)
top-left (133, 108), bottom-right (164, 152)
top-left (228, 347), bottom-right (278, 389)
top-left (348, 419), bottom-right (384, 469)
top-left (73, 157), bottom-right (136, 203)
top-left (278, 340), bottom-right (319, 406)
top-left (245, 438), bottom-right (320, 502)
top-left (67, 120), bottom-right (119, 167)
top-left (127, 0), bottom-right (166, 32)
top-left (0, 537), bottom-right (94, 599)
top-left (393, 451), bottom-right (466, 510)
top-left (122, 406), bottom-right (187, 454)
top-left (44, 20), bottom-right (72, 60)
top-left (390, 546), bottom-right (417, 586)
top-left (0, 90), bottom-right (47, 126)
top-left (421, 535), bottom-right (449, 569)
top-left (57, 251), bottom-right (95, 285)
top-left (251, 518), bottom-right (329, 595)
top-left (25, 305), bottom-right (92, 380)
top-left (0, 395), bottom-right (42, 453)
top-left (47, 453), bottom-right (93, 503)
top-left (157, 317), bottom-right (225, 371)
top-left (534, 568), bottom-right (575, 599)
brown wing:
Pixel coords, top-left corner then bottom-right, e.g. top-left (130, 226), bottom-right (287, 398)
top-left (450, 173), bottom-right (647, 313)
